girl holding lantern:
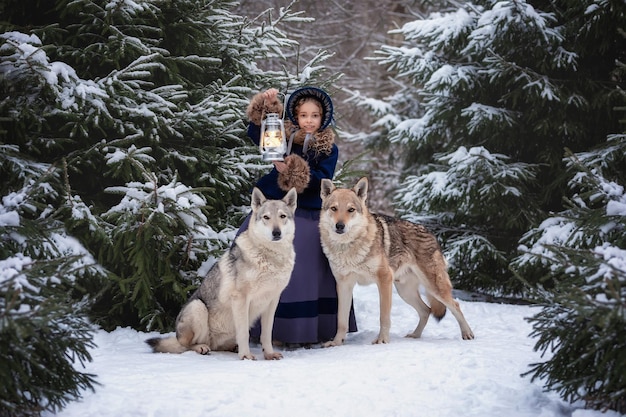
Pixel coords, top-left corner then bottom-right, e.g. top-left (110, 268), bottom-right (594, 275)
top-left (241, 86), bottom-right (358, 347)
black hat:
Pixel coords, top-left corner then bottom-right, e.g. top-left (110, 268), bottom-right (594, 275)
top-left (286, 86), bottom-right (334, 130)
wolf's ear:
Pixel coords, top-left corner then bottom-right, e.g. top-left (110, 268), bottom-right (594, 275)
top-left (320, 178), bottom-right (335, 200)
top-left (353, 177), bottom-right (368, 203)
top-left (283, 187), bottom-right (298, 213)
top-left (251, 187), bottom-right (266, 212)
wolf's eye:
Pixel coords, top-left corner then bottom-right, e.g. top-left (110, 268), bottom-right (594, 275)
top-left (280, 214), bottom-right (286, 219)
top-left (348, 207), bottom-right (355, 213)
top-left (330, 207), bottom-right (337, 212)
top-left (263, 215), bottom-right (270, 220)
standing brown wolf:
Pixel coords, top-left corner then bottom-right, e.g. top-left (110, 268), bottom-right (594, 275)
top-left (319, 177), bottom-right (474, 346)
top-left (146, 187), bottom-right (298, 360)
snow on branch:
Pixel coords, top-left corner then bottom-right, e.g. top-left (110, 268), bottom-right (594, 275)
top-left (461, 103), bottom-right (517, 134)
top-left (397, 146), bottom-right (536, 217)
top-left (0, 31), bottom-right (109, 112)
top-left (467, 1), bottom-right (561, 51)
top-left (394, 8), bottom-right (475, 48)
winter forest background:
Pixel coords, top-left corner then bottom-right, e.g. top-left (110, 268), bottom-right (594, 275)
top-left (1, 0), bottom-right (625, 415)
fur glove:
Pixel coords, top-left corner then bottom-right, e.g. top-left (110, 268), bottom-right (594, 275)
top-left (246, 91), bottom-right (284, 126)
top-left (278, 154), bottom-right (310, 194)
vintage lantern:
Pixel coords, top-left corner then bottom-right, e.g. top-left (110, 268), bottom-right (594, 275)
top-left (259, 112), bottom-right (287, 161)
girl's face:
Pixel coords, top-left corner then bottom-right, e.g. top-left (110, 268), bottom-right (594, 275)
top-left (296, 99), bottom-right (323, 133)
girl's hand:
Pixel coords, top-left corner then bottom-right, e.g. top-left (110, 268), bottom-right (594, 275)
top-left (263, 88), bottom-right (279, 101)
top-left (273, 161), bottom-right (287, 173)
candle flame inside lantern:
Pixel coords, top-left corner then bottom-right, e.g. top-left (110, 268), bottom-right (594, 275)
top-left (262, 129), bottom-right (283, 148)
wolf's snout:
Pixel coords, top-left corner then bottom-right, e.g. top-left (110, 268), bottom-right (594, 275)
top-left (334, 222), bottom-right (345, 234)
top-left (272, 228), bottom-right (282, 240)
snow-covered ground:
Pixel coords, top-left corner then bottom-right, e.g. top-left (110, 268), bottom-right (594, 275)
top-left (47, 285), bottom-right (623, 417)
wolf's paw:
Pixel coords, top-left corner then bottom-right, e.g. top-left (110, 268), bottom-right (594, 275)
top-left (405, 331), bottom-right (422, 339)
top-left (264, 351), bottom-right (283, 360)
top-left (239, 352), bottom-right (256, 360)
top-left (462, 330), bottom-right (475, 340)
top-left (372, 335), bottom-right (389, 344)
top-left (192, 344), bottom-right (211, 355)
top-left (239, 349), bottom-right (256, 361)
top-left (322, 339), bottom-right (343, 348)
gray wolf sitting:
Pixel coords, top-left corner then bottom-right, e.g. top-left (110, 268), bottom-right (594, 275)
top-left (147, 187), bottom-right (297, 360)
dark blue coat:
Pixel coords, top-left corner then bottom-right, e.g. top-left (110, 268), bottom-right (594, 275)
top-left (247, 123), bottom-right (338, 210)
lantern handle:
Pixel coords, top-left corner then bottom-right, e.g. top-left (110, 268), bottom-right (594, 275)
top-left (260, 91), bottom-right (287, 123)
top-left (279, 92), bottom-right (287, 121)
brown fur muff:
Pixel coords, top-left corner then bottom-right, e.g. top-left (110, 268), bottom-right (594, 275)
top-left (278, 154), bottom-right (310, 193)
top-left (246, 91), bottom-right (284, 126)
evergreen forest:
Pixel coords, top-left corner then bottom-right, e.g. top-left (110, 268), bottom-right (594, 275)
top-left (1, 0), bottom-right (624, 415)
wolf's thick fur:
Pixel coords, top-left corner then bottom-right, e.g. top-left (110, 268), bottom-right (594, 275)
top-left (319, 177), bottom-right (474, 346)
top-left (146, 187), bottom-right (298, 360)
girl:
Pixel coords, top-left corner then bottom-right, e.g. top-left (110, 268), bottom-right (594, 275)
top-left (242, 86), bottom-right (358, 346)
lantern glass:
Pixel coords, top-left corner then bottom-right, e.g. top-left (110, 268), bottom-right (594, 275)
top-left (259, 113), bottom-right (286, 161)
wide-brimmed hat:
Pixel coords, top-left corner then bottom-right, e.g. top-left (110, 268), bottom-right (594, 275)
top-left (286, 86), bottom-right (334, 130)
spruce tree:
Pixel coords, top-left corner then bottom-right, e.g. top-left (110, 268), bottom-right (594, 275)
top-left (0, 160), bottom-right (99, 416)
top-left (355, 0), bottom-right (625, 294)
top-left (515, 125), bottom-right (626, 412)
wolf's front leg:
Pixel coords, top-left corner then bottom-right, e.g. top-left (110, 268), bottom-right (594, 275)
top-left (231, 294), bottom-right (255, 360)
top-left (324, 278), bottom-right (356, 347)
top-left (260, 297), bottom-right (283, 360)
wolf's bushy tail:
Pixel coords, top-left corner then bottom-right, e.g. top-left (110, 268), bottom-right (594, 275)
top-left (146, 336), bottom-right (189, 353)
top-left (428, 296), bottom-right (447, 321)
